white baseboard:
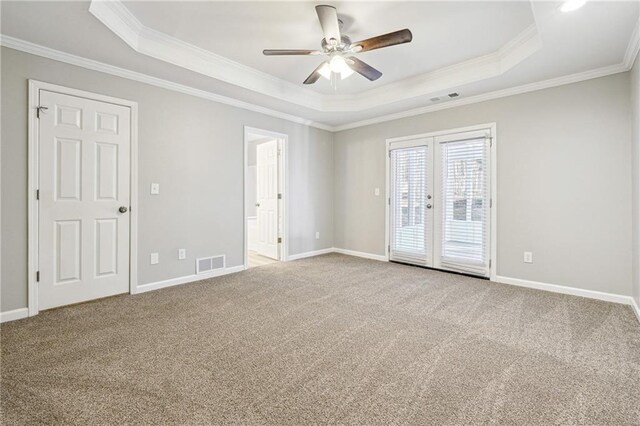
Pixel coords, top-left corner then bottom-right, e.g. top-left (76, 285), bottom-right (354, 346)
top-left (332, 247), bottom-right (388, 262)
top-left (631, 298), bottom-right (640, 324)
top-left (494, 275), bottom-right (634, 306)
top-left (287, 248), bottom-right (334, 261)
top-left (0, 308), bottom-right (29, 323)
top-left (135, 265), bottom-right (245, 294)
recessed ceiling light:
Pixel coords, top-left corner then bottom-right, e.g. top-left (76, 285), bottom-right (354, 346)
top-left (560, 0), bottom-right (586, 13)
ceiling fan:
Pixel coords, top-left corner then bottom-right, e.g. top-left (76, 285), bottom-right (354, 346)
top-left (263, 5), bottom-right (413, 85)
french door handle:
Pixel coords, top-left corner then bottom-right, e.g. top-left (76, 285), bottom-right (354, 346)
top-left (426, 204), bottom-right (432, 209)
top-left (118, 206), bottom-right (128, 213)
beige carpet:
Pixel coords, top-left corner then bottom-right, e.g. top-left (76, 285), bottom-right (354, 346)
top-left (2, 254), bottom-right (639, 425)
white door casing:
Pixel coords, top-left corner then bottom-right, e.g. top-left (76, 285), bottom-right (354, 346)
top-left (387, 125), bottom-right (494, 278)
top-left (255, 139), bottom-right (279, 259)
top-left (37, 89), bottom-right (131, 310)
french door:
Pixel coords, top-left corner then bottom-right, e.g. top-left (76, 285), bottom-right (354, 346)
top-left (389, 129), bottom-right (491, 277)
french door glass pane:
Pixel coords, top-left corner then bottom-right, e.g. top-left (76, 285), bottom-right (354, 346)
top-left (390, 146), bottom-right (428, 264)
top-left (440, 138), bottom-right (489, 271)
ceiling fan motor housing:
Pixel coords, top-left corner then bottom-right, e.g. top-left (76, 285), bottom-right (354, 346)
top-left (322, 35), bottom-right (352, 52)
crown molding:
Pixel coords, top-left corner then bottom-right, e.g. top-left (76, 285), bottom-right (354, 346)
top-left (325, 23), bottom-right (542, 111)
top-left (331, 62), bottom-right (629, 132)
top-left (1, 34), bottom-right (633, 134)
top-left (623, 15), bottom-right (640, 69)
top-left (0, 35), bottom-right (333, 131)
top-left (89, 0), bottom-right (542, 113)
top-left (89, 0), bottom-right (324, 110)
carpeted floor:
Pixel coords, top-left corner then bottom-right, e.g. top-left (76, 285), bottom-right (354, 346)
top-left (2, 253), bottom-right (639, 425)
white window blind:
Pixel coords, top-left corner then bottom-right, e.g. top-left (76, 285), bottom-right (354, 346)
top-left (390, 146), bottom-right (429, 266)
top-left (439, 137), bottom-right (490, 275)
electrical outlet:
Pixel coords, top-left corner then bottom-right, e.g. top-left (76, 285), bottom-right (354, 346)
top-left (316, 231), bottom-right (320, 239)
top-left (150, 183), bottom-right (160, 195)
top-left (178, 249), bottom-right (186, 260)
top-left (523, 251), bottom-right (533, 263)
top-left (374, 187), bottom-right (380, 196)
top-left (150, 253), bottom-right (159, 265)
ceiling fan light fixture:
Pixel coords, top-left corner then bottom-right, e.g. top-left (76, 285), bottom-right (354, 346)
top-left (560, 0), bottom-right (586, 13)
top-left (329, 55), bottom-right (349, 73)
top-left (318, 62), bottom-right (332, 80)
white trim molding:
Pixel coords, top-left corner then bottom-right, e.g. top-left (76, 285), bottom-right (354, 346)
top-left (494, 275), bottom-right (635, 306)
top-left (623, 16), bottom-right (640, 69)
top-left (135, 265), bottom-right (245, 294)
top-left (332, 64), bottom-right (628, 132)
top-left (0, 308), bottom-right (29, 324)
top-left (287, 248), bottom-right (334, 261)
top-left (632, 298), bottom-right (640, 324)
top-left (0, 35), bottom-right (332, 132)
top-left (332, 248), bottom-right (388, 262)
top-left (88, 0), bottom-right (541, 113)
top-left (243, 127), bottom-right (289, 269)
top-left (1, 34), bottom-right (634, 133)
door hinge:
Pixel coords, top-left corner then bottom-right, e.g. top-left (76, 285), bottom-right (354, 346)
top-left (36, 189), bottom-right (40, 200)
top-left (388, 245), bottom-right (390, 253)
top-left (278, 193), bottom-right (282, 200)
top-left (388, 198), bottom-right (391, 205)
top-left (490, 198), bottom-right (493, 208)
top-left (277, 237), bottom-right (282, 243)
top-left (489, 259), bottom-right (492, 268)
top-left (36, 271), bottom-right (40, 282)
top-left (36, 106), bottom-right (48, 119)
top-left (488, 137), bottom-right (493, 148)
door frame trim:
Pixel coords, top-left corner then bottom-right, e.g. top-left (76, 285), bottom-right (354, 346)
top-left (243, 126), bottom-right (288, 269)
top-left (385, 123), bottom-right (497, 280)
top-left (27, 80), bottom-right (139, 316)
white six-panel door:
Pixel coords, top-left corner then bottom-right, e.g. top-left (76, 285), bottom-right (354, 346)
top-left (38, 90), bottom-right (131, 310)
top-left (255, 140), bottom-right (279, 259)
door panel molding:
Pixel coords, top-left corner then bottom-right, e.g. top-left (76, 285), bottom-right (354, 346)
top-left (385, 123), bottom-right (497, 280)
top-left (28, 80), bottom-right (138, 316)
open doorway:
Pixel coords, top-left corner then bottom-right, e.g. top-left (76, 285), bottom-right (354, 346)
top-left (244, 127), bottom-right (287, 269)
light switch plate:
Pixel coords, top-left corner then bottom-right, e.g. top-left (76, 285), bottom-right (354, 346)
top-left (523, 251), bottom-right (533, 263)
top-left (150, 253), bottom-right (159, 265)
top-left (178, 249), bottom-right (186, 260)
top-left (374, 188), bottom-right (380, 196)
top-left (150, 183), bottom-right (160, 195)
top-left (315, 231), bottom-right (320, 239)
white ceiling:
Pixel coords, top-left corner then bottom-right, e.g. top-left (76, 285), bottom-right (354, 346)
top-left (122, 1), bottom-right (535, 95)
top-left (1, 1), bottom-right (639, 129)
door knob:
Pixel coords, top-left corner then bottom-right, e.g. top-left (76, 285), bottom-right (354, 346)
top-left (255, 203), bottom-right (260, 207)
top-left (119, 206), bottom-right (128, 213)
top-left (426, 204), bottom-right (432, 209)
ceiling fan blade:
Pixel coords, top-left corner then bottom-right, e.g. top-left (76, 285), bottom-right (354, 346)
top-left (346, 57), bottom-right (382, 81)
top-left (303, 61), bottom-right (328, 85)
top-left (315, 5), bottom-right (341, 44)
top-left (263, 49), bottom-right (322, 56)
top-left (351, 29), bottom-right (413, 53)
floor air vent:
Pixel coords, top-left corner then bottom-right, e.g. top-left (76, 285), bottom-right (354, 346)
top-left (196, 255), bottom-right (225, 274)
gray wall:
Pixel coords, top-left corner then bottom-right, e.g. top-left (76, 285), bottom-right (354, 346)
top-left (1, 47), bottom-right (334, 312)
top-left (333, 73), bottom-right (632, 296)
top-left (632, 56), bottom-right (640, 306)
